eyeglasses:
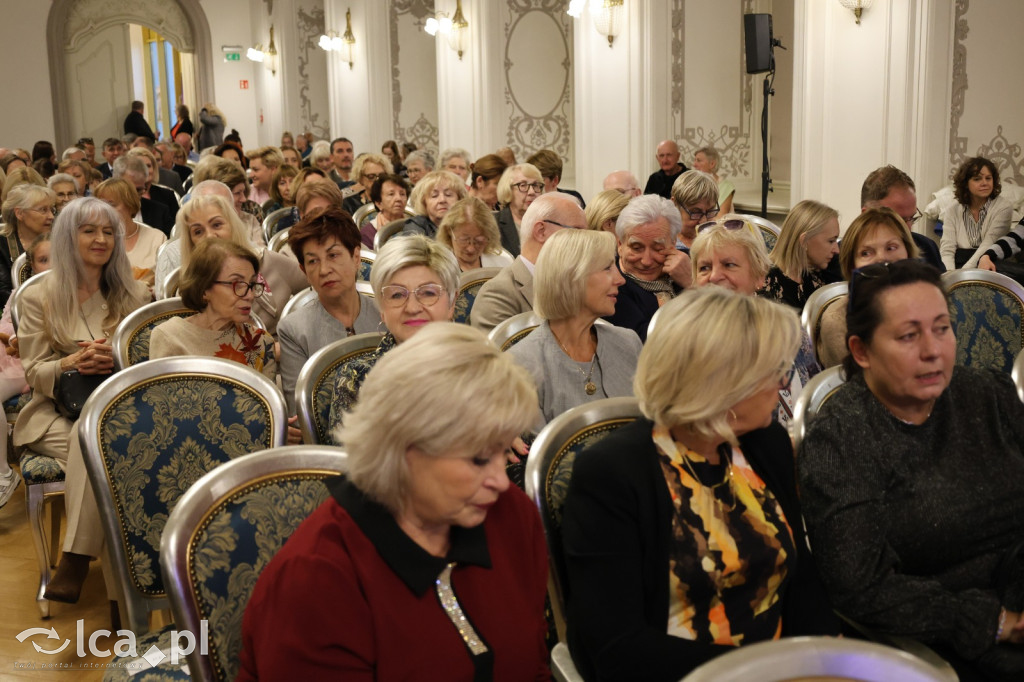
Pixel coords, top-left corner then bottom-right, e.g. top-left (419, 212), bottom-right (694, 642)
top-left (542, 219), bottom-right (584, 231)
top-left (56, 191), bottom-right (78, 201)
top-left (905, 209), bottom-right (923, 227)
top-left (454, 236), bottom-right (488, 249)
top-left (697, 219), bottom-right (747, 234)
top-left (362, 172), bottom-right (381, 183)
top-left (380, 283), bottom-right (446, 308)
top-left (778, 367), bottom-right (796, 391)
top-left (512, 181), bottom-right (545, 194)
top-left (27, 206), bottom-right (57, 217)
top-left (847, 261), bottom-right (894, 312)
top-left (214, 280), bottom-right (266, 297)
top-left (684, 205), bottom-right (720, 221)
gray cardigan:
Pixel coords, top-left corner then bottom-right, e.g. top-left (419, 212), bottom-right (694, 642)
top-left (509, 321), bottom-right (642, 432)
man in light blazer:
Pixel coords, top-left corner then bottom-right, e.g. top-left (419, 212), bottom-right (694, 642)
top-left (471, 192), bottom-right (586, 332)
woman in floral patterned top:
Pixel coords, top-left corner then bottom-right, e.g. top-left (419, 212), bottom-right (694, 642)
top-left (150, 238), bottom-right (300, 443)
top-left (759, 199), bottom-right (842, 310)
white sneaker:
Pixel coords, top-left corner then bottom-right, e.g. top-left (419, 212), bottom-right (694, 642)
top-left (0, 470), bottom-right (21, 510)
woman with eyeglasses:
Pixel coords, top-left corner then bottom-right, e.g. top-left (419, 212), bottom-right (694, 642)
top-left (494, 163), bottom-right (545, 257)
top-left (343, 152), bottom-right (393, 217)
top-left (670, 170), bottom-right (721, 252)
top-left (47, 173), bottom-right (80, 212)
top-left (562, 287), bottom-right (839, 681)
top-left (402, 170), bottom-right (468, 241)
top-left (436, 197), bottom-right (513, 272)
top-left (940, 156), bottom-right (1013, 271)
top-left (691, 215), bottom-right (821, 429)
top-left (508, 228), bottom-right (639, 433)
top-left (799, 259), bottom-right (1024, 680)
top-left (326, 235), bottom-right (459, 442)
top-left (17, 197), bottom-right (149, 603)
top-left (761, 199), bottom-right (842, 310)
top-left (0, 183), bottom-right (56, 304)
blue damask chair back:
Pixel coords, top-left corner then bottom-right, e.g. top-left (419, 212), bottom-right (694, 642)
top-left (295, 332), bottom-right (385, 444)
top-left (453, 267), bottom-right (502, 325)
top-left (359, 248), bottom-right (376, 281)
top-left (737, 213), bottom-right (780, 252)
top-left (78, 356), bottom-right (288, 638)
top-left (111, 297), bottom-right (197, 370)
top-left (525, 397), bottom-right (643, 637)
top-left (942, 269), bottom-right (1024, 374)
top-left (161, 446), bottom-right (347, 682)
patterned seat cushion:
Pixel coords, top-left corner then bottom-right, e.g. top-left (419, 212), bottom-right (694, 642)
top-left (948, 282), bottom-right (1024, 373)
top-left (127, 311), bottom-right (196, 366)
top-left (19, 450), bottom-right (65, 485)
top-left (189, 476), bottom-right (332, 681)
top-left (453, 281), bottom-right (487, 325)
top-left (99, 376), bottom-right (275, 596)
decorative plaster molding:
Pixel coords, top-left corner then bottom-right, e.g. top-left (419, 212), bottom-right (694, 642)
top-left (66, 0), bottom-right (193, 51)
top-left (296, 6), bottom-right (330, 139)
top-left (948, 0), bottom-right (969, 165)
top-left (503, 0), bottom-right (573, 162)
top-left (977, 126), bottom-right (1023, 185)
top-left (390, 0), bottom-right (438, 153)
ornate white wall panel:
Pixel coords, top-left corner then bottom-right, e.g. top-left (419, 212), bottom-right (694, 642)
top-left (292, 0), bottom-right (330, 140)
top-left (390, 0), bottom-right (440, 154)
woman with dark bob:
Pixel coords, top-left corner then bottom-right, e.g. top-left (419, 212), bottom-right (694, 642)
top-left (361, 173), bottom-right (410, 250)
top-left (240, 323), bottom-right (551, 680)
top-left (799, 259), bottom-right (1024, 680)
top-left (561, 287), bottom-right (839, 681)
top-left (940, 156), bottom-right (1013, 270)
top-left (18, 197), bottom-right (148, 602)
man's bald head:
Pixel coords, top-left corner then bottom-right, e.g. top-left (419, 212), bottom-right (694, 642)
top-left (603, 170), bottom-right (641, 197)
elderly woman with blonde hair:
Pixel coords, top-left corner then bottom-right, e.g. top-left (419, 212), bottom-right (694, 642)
top-left (402, 170), bottom-right (468, 240)
top-left (670, 169), bottom-right (720, 251)
top-left (585, 189), bottom-right (630, 233)
top-left (343, 152), bottom-right (394, 216)
top-left (509, 228), bottom-right (640, 432)
top-left (0, 183), bottom-right (56, 303)
top-left (240, 323), bottom-right (550, 679)
top-left (436, 197), bottom-right (512, 272)
top-left (326, 234), bottom-right (460, 437)
top-left (494, 163), bottom-right (544, 257)
top-left (761, 199), bottom-right (842, 309)
top-left (561, 287), bottom-right (839, 681)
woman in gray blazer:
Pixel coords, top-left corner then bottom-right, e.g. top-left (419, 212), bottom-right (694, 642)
top-left (509, 228), bottom-right (642, 431)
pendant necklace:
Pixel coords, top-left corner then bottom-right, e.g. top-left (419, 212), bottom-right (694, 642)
top-left (554, 332), bottom-right (598, 395)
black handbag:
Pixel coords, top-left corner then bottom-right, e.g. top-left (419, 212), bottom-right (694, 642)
top-left (55, 369), bottom-right (108, 420)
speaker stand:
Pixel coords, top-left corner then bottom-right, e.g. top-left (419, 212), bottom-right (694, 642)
top-left (760, 69), bottom-right (775, 218)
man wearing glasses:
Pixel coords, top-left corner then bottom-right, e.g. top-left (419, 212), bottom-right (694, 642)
top-left (472, 192), bottom-right (586, 333)
top-left (860, 165), bottom-right (944, 271)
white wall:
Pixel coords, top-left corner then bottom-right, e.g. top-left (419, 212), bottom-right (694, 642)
top-left (0, 1), bottom-right (56, 147)
top-left (198, 0), bottom-right (260, 147)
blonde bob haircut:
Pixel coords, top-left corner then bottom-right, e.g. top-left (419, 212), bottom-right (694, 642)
top-left (635, 287), bottom-right (800, 446)
top-left (336, 322), bottom-right (537, 514)
top-left (352, 152), bottom-right (393, 181)
top-left (585, 189), bottom-right (630, 232)
top-left (838, 206), bottom-right (919, 280)
top-left (534, 228), bottom-right (617, 321)
top-left (409, 170), bottom-right (468, 216)
top-left (670, 169), bottom-right (719, 210)
top-left (94, 178), bottom-right (141, 217)
top-left (370, 233), bottom-right (460, 303)
top-left (176, 194), bottom-right (250, 266)
top-left (689, 215), bottom-right (772, 283)
top-left (437, 197), bottom-right (503, 257)
top-left (770, 199), bottom-right (839, 280)
top-left (496, 163), bottom-right (543, 206)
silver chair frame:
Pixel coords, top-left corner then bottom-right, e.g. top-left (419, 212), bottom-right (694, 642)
top-left (800, 281), bottom-right (848, 365)
top-left (279, 287), bottom-right (317, 321)
top-left (10, 270), bottom-right (48, 333)
top-left (791, 365), bottom-right (847, 454)
top-left (262, 206), bottom-right (292, 245)
top-left (11, 251), bottom-right (30, 288)
top-left (110, 296), bottom-right (195, 369)
top-left (161, 446), bottom-right (348, 682)
top-left (373, 218), bottom-right (408, 251)
top-left (488, 311), bottom-right (544, 351)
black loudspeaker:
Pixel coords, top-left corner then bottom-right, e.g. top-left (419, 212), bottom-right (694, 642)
top-left (744, 13), bottom-right (774, 74)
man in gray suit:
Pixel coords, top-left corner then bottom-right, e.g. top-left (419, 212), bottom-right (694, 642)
top-left (471, 192), bottom-right (586, 333)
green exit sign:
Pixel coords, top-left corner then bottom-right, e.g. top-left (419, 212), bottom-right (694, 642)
top-left (225, 52), bottom-right (240, 61)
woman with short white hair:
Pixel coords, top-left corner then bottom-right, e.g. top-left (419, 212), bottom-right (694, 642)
top-left (308, 140), bottom-right (333, 174)
top-left (509, 228), bottom-right (640, 431)
top-left (562, 287), bottom-right (839, 680)
top-left (241, 323), bottom-right (551, 679)
top-left (439, 147), bottom-right (472, 183)
top-left (326, 234), bottom-right (459, 438)
top-left (494, 163), bottom-right (544, 257)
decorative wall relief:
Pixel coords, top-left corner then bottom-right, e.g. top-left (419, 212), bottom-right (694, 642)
top-left (977, 127), bottom-right (1023, 186)
top-left (671, 0), bottom-right (753, 181)
top-left (390, 0), bottom-right (439, 154)
top-left (66, 0), bottom-right (194, 51)
top-left (503, 0), bottom-right (574, 173)
top-left (948, 0), bottom-right (970, 167)
top-left (296, 3), bottom-right (330, 140)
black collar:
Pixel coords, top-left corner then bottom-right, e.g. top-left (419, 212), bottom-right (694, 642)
top-left (329, 477), bottom-right (492, 596)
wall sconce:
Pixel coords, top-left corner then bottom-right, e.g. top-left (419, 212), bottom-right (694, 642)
top-left (837, 0), bottom-right (873, 25)
top-left (567, 0), bottom-right (624, 48)
top-left (319, 8), bottom-right (357, 69)
top-left (424, 0), bottom-right (470, 60)
top-left (247, 25), bottom-right (278, 75)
